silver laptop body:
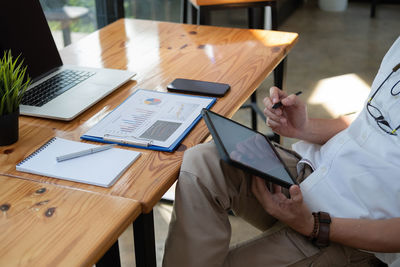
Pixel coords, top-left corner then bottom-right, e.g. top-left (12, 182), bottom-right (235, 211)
top-left (1, 0), bottom-right (136, 121)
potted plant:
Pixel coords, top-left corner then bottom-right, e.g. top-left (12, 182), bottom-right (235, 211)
top-left (0, 50), bottom-right (31, 146)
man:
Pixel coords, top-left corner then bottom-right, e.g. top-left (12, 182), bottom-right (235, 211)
top-left (163, 36), bottom-right (400, 266)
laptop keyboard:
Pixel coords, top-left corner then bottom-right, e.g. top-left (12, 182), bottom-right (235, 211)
top-left (21, 69), bottom-right (95, 107)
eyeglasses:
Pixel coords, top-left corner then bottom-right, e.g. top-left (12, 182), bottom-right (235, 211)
top-left (366, 63), bottom-right (400, 135)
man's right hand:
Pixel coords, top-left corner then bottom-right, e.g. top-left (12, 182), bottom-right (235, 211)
top-left (263, 86), bottom-right (308, 139)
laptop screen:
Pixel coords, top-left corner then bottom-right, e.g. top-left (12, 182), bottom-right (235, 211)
top-left (0, 0), bottom-right (63, 82)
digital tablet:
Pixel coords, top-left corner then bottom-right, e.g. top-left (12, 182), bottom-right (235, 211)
top-left (202, 109), bottom-right (297, 188)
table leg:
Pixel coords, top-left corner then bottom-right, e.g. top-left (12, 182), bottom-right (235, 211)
top-left (274, 58), bottom-right (286, 91)
top-left (181, 0), bottom-right (188, 23)
top-left (134, 211), bottom-right (157, 267)
top-left (250, 92), bottom-right (258, 130)
top-left (96, 241), bottom-right (121, 267)
top-left (269, 58), bottom-right (287, 143)
top-left (61, 21), bottom-right (72, 47)
top-left (370, 0), bottom-right (377, 18)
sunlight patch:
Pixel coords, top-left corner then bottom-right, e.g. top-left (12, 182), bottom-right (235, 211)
top-left (309, 74), bottom-right (371, 117)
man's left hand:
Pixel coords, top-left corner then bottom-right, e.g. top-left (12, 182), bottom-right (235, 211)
top-left (251, 176), bottom-right (314, 236)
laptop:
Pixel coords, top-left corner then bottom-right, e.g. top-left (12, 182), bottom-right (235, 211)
top-left (202, 109), bottom-right (297, 188)
top-left (0, 0), bottom-right (136, 121)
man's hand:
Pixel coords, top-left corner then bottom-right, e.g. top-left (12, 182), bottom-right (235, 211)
top-left (251, 176), bottom-right (314, 236)
top-left (264, 86), bottom-right (353, 144)
top-left (263, 86), bottom-right (308, 139)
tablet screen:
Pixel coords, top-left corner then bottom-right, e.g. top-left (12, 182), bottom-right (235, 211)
top-left (206, 110), bottom-right (294, 185)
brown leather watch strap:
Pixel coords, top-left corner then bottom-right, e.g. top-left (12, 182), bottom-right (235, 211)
top-left (308, 212), bottom-right (319, 242)
top-left (314, 211), bottom-right (331, 247)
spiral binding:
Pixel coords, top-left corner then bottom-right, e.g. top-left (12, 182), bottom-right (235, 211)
top-left (16, 137), bottom-right (57, 166)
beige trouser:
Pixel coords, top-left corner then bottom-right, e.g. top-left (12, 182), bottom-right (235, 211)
top-left (162, 142), bottom-right (379, 267)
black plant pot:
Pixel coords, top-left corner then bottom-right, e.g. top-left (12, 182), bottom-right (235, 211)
top-left (0, 108), bottom-right (19, 146)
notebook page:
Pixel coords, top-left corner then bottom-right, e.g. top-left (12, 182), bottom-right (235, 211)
top-left (16, 138), bottom-right (141, 187)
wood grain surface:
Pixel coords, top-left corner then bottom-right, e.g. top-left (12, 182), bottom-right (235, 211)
top-left (0, 174), bottom-right (140, 267)
top-left (0, 19), bottom-right (298, 212)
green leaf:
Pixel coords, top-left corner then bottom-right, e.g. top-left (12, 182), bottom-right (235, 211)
top-left (0, 92), bottom-right (6, 114)
top-left (0, 50), bottom-right (31, 115)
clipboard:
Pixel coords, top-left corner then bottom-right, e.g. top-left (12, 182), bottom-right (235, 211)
top-left (202, 109), bottom-right (297, 188)
top-left (81, 89), bottom-right (216, 152)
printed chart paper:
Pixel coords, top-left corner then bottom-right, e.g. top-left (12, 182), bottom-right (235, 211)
top-left (82, 89), bottom-right (216, 150)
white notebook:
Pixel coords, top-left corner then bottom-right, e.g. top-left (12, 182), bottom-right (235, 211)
top-left (16, 137), bottom-right (141, 187)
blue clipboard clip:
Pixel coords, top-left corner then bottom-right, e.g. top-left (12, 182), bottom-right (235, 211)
top-left (103, 134), bottom-right (153, 147)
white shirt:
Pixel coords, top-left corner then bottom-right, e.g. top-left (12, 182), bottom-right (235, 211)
top-left (292, 36), bottom-right (400, 265)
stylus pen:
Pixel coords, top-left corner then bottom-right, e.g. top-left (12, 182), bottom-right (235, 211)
top-left (56, 144), bottom-right (116, 162)
top-left (272, 91), bottom-right (302, 109)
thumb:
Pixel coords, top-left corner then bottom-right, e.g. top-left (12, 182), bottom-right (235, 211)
top-left (281, 93), bottom-right (302, 107)
top-left (289, 185), bottom-right (303, 202)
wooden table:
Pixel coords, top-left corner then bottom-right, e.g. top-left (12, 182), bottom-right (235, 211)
top-left (0, 174), bottom-right (140, 267)
top-left (0, 19), bottom-right (297, 266)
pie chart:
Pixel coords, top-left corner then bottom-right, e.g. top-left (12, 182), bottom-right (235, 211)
top-left (144, 98), bottom-right (161, 105)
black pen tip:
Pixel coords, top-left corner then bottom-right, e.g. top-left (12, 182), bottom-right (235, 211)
top-left (272, 102), bottom-right (283, 109)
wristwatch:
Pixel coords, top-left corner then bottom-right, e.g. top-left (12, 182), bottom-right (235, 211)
top-left (309, 211), bottom-right (331, 247)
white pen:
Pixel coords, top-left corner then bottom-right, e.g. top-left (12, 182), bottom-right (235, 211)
top-left (103, 135), bottom-right (151, 147)
top-left (56, 144), bottom-right (116, 162)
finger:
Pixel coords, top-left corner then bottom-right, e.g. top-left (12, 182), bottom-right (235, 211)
top-left (269, 86), bottom-right (280, 105)
top-left (251, 176), bottom-right (263, 198)
top-left (266, 117), bottom-right (282, 128)
top-left (263, 97), bottom-right (283, 117)
top-left (272, 183), bottom-right (282, 194)
top-left (269, 87), bottom-right (287, 105)
top-left (264, 106), bottom-right (282, 120)
top-left (281, 93), bottom-right (302, 108)
top-left (289, 185), bottom-right (303, 203)
top-left (263, 96), bottom-right (273, 108)
top-left (279, 117), bottom-right (288, 126)
top-left (265, 90), bottom-right (284, 117)
top-left (256, 177), bottom-right (274, 200)
top-left (253, 176), bottom-right (268, 195)
top-left (266, 115), bottom-right (284, 126)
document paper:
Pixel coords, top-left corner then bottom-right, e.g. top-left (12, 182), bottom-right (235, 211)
top-left (83, 89), bottom-right (216, 148)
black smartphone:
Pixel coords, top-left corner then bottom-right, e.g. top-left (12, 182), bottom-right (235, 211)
top-left (167, 78), bottom-right (230, 96)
